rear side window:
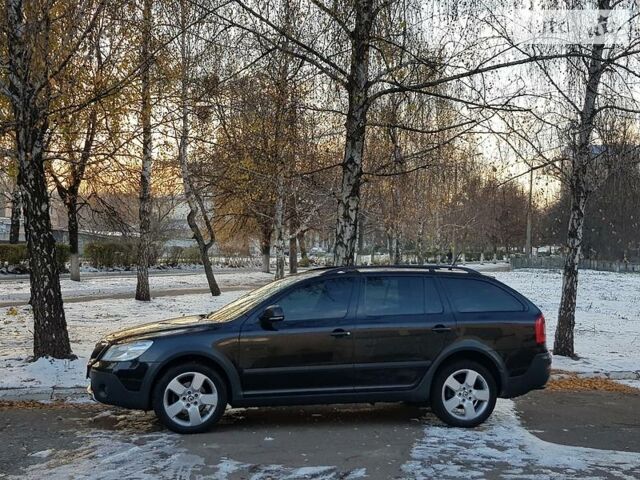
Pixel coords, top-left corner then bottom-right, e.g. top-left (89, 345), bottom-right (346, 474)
top-left (278, 278), bottom-right (354, 321)
top-left (441, 278), bottom-right (524, 313)
top-left (362, 276), bottom-right (424, 316)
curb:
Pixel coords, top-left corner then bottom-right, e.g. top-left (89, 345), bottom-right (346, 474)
top-left (0, 386), bottom-right (88, 403)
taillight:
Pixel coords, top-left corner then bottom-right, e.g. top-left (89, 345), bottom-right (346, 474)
top-left (535, 314), bottom-right (546, 345)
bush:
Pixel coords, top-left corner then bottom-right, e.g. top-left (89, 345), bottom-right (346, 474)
top-left (298, 257), bottom-right (311, 268)
top-left (182, 246), bottom-right (202, 264)
top-left (55, 244), bottom-right (70, 270)
top-left (85, 241), bottom-right (137, 268)
top-left (0, 243), bottom-right (69, 270)
top-left (0, 243), bottom-right (28, 265)
top-left (165, 246), bottom-right (184, 266)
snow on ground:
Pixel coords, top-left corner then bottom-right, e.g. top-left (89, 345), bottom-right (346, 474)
top-left (0, 291), bottom-right (247, 390)
top-left (403, 399), bottom-right (640, 479)
top-left (492, 269), bottom-right (640, 374)
top-left (0, 269), bottom-right (272, 304)
top-left (0, 268), bottom-right (639, 392)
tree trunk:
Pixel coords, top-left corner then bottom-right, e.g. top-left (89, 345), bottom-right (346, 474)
top-left (274, 174), bottom-right (286, 280)
top-left (136, 0), bottom-right (153, 302)
top-left (67, 197), bottom-right (80, 281)
top-left (554, 1), bottom-right (608, 358)
top-left (6, 0), bottom-right (73, 359)
top-left (297, 231), bottom-right (308, 260)
top-left (288, 220), bottom-right (298, 274)
top-left (199, 240), bottom-right (220, 295)
top-left (177, 3), bottom-right (220, 296)
top-left (417, 220), bottom-right (425, 265)
top-left (525, 168), bottom-right (533, 257)
top-left (260, 225), bottom-right (271, 273)
top-left (333, 0), bottom-right (373, 266)
top-left (554, 185), bottom-right (587, 357)
top-left (9, 183), bottom-right (21, 243)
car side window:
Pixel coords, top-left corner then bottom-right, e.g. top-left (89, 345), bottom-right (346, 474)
top-left (277, 278), bottom-right (354, 322)
top-left (362, 276), bottom-right (424, 316)
top-left (441, 277), bottom-right (524, 313)
top-left (425, 277), bottom-right (444, 314)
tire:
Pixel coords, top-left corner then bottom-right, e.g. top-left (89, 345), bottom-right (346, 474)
top-left (430, 360), bottom-right (497, 428)
top-left (152, 362), bottom-right (228, 434)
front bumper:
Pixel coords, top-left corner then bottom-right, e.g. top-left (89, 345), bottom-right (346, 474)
top-left (502, 351), bottom-right (551, 398)
top-left (88, 361), bottom-right (157, 410)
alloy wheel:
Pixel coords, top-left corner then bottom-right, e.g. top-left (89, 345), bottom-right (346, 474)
top-left (441, 368), bottom-right (491, 421)
top-left (162, 371), bottom-right (219, 427)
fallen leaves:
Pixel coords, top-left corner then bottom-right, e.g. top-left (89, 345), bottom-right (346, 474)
top-left (547, 375), bottom-right (639, 393)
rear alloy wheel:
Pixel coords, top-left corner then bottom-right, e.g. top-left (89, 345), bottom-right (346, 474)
top-left (152, 363), bottom-right (227, 434)
top-left (431, 360), bottom-right (497, 427)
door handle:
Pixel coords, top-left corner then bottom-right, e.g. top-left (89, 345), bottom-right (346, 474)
top-left (330, 329), bottom-right (351, 338)
top-left (432, 325), bottom-right (452, 333)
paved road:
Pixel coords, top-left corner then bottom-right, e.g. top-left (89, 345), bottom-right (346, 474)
top-left (1, 389), bottom-right (638, 479)
top-left (0, 285), bottom-right (256, 308)
top-left (0, 268), bottom-right (260, 283)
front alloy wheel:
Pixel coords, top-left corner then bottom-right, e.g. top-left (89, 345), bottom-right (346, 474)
top-left (431, 360), bottom-right (497, 427)
top-left (153, 363), bottom-right (227, 433)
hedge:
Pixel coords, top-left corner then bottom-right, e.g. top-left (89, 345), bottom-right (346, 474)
top-left (84, 240), bottom-right (163, 268)
top-left (85, 241), bottom-right (137, 268)
top-left (0, 243), bottom-right (69, 270)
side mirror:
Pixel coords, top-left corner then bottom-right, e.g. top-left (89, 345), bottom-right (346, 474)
top-left (260, 305), bottom-right (284, 328)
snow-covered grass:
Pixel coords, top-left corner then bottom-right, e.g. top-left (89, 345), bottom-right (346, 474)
top-left (0, 270), bottom-right (272, 304)
top-left (0, 268), bottom-right (639, 392)
top-left (0, 291), bottom-right (247, 390)
top-left (492, 269), bottom-right (640, 374)
top-left (403, 399), bottom-right (640, 479)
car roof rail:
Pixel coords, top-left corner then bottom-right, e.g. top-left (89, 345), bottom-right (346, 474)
top-left (310, 264), bottom-right (482, 276)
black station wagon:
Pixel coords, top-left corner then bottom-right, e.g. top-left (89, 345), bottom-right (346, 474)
top-left (87, 266), bottom-right (551, 433)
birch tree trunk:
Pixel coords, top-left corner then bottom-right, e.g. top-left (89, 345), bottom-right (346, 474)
top-left (297, 231), bottom-right (308, 261)
top-left (177, 6), bottom-right (220, 296)
top-left (136, 0), bottom-right (154, 302)
top-left (554, 1), bottom-right (609, 357)
top-left (525, 168), bottom-right (533, 258)
top-left (5, 0), bottom-right (72, 359)
top-left (274, 173), bottom-right (286, 280)
top-left (333, 0), bottom-right (373, 266)
top-left (9, 183), bottom-right (21, 243)
top-left (288, 214), bottom-right (298, 274)
top-left (55, 111), bottom-right (96, 283)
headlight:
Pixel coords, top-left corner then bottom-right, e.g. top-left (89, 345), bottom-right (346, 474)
top-left (101, 340), bottom-right (153, 362)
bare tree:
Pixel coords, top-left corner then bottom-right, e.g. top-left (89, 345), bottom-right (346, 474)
top-left (1, 0), bottom-right (104, 358)
top-left (173, 0), bottom-right (221, 295)
top-left (136, 0), bottom-right (154, 301)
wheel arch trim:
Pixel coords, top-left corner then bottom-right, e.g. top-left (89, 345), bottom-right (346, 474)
top-left (417, 340), bottom-right (508, 398)
top-left (149, 349), bottom-right (243, 406)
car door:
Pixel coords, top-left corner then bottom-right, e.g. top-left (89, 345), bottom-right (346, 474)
top-left (352, 274), bottom-right (455, 390)
top-left (238, 275), bottom-right (357, 396)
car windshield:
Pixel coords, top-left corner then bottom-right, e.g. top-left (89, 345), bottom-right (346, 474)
top-left (206, 274), bottom-right (306, 322)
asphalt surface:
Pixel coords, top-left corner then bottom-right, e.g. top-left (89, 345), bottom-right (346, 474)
top-left (0, 389), bottom-right (638, 479)
top-left (516, 389), bottom-right (640, 453)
